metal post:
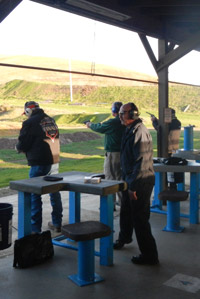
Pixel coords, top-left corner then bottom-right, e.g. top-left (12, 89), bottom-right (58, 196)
top-left (18, 191), bottom-right (31, 238)
top-left (69, 191), bottom-right (80, 224)
top-left (157, 39), bottom-right (169, 158)
top-left (69, 57), bottom-right (73, 102)
top-left (78, 240), bottom-right (94, 282)
top-left (184, 125), bottom-right (194, 151)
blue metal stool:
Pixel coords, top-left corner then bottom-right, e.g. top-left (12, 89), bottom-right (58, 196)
top-left (158, 189), bottom-right (188, 232)
top-left (61, 221), bottom-right (111, 286)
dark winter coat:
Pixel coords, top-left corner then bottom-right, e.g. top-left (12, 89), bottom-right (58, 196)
top-left (16, 109), bottom-right (60, 166)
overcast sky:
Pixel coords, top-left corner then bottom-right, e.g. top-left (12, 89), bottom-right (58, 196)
top-left (0, 0), bottom-right (199, 85)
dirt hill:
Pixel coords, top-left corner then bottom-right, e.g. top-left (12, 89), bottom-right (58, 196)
top-left (0, 55), bottom-right (157, 86)
top-left (0, 131), bottom-right (101, 149)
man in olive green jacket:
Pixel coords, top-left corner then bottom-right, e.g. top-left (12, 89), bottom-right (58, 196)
top-left (85, 102), bottom-right (125, 208)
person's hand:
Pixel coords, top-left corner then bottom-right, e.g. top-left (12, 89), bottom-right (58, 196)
top-left (15, 145), bottom-right (20, 153)
top-left (128, 190), bottom-right (137, 200)
top-left (151, 116), bottom-right (156, 121)
top-left (15, 145), bottom-right (25, 154)
top-left (86, 122), bottom-right (91, 128)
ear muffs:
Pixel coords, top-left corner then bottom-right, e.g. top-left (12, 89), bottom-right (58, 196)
top-left (129, 109), bottom-right (138, 119)
top-left (24, 103), bottom-right (39, 117)
top-left (129, 109), bottom-right (134, 119)
top-left (112, 102), bottom-right (123, 114)
top-left (24, 107), bottom-right (33, 117)
top-left (112, 106), bottom-right (118, 113)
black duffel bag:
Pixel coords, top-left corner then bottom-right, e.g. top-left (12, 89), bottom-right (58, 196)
top-left (13, 230), bottom-right (54, 268)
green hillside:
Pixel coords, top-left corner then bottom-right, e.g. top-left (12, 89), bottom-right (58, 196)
top-left (1, 55), bottom-right (200, 132)
top-left (1, 79), bottom-right (200, 113)
top-left (0, 55), bottom-right (199, 114)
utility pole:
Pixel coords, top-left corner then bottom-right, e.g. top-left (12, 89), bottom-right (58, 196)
top-left (68, 57), bottom-right (73, 102)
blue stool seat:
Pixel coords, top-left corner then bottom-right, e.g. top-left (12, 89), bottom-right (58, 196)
top-left (158, 189), bottom-right (188, 232)
top-left (61, 221), bottom-right (111, 286)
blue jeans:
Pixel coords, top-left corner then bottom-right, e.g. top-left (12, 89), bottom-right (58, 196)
top-left (29, 165), bottom-right (63, 233)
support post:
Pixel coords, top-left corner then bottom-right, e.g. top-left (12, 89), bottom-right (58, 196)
top-left (157, 39), bottom-right (169, 158)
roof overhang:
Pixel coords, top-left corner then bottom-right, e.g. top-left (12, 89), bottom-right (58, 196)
top-left (29, 0), bottom-right (200, 51)
top-left (0, 0), bottom-right (23, 23)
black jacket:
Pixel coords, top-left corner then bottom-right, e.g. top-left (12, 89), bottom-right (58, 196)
top-left (152, 117), bottom-right (181, 153)
top-left (16, 109), bottom-right (60, 166)
top-left (152, 117), bottom-right (181, 131)
top-left (120, 119), bottom-right (155, 191)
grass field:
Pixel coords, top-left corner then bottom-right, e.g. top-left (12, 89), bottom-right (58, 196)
top-left (1, 126), bottom-right (200, 189)
top-left (1, 101), bottom-right (200, 188)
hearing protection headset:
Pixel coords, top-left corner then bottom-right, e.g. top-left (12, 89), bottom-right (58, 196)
top-left (24, 101), bottom-right (39, 117)
top-left (128, 103), bottom-right (139, 119)
top-left (112, 102), bottom-right (123, 113)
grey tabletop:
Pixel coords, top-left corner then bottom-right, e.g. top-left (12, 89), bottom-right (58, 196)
top-left (153, 161), bottom-right (200, 173)
top-left (172, 150), bottom-right (200, 161)
top-left (10, 171), bottom-right (127, 196)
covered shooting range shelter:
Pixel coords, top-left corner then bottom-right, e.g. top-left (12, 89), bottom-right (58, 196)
top-left (1, 0), bottom-right (200, 157)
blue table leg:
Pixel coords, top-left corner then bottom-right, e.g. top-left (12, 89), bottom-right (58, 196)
top-left (99, 194), bottom-right (114, 266)
top-left (190, 172), bottom-right (199, 224)
top-left (53, 191), bottom-right (81, 249)
top-left (69, 191), bottom-right (80, 224)
top-left (18, 191), bottom-right (31, 238)
top-left (151, 172), bottom-right (164, 213)
top-left (196, 160), bottom-right (200, 193)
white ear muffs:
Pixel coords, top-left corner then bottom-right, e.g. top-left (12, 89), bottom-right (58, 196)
top-left (25, 107), bottom-right (33, 117)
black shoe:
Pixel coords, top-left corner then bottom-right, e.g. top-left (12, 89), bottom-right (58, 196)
top-left (113, 239), bottom-right (132, 250)
top-left (131, 255), bottom-right (159, 265)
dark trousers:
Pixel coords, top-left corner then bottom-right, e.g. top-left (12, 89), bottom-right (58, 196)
top-left (119, 182), bottom-right (158, 260)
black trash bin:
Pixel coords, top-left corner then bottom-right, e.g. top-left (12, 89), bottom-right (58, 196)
top-left (0, 203), bottom-right (13, 250)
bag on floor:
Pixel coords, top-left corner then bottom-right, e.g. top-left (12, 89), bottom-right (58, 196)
top-left (13, 230), bottom-right (54, 268)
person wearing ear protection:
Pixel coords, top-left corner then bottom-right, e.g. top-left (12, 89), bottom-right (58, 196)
top-left (151, 108), bottom-right (181, 156)
top-left (113, 102), bottom-right (158, 265)
top-left (16, 101), bottom-right (63, 233)
top-left (85, 102), bottom-right (125, 209)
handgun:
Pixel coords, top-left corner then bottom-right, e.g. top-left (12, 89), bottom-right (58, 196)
top-left (146, 112), bottom-right (155, 118)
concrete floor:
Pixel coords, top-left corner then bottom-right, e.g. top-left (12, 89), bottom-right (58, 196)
top-left (0, 186), bottom-right (200, 299)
